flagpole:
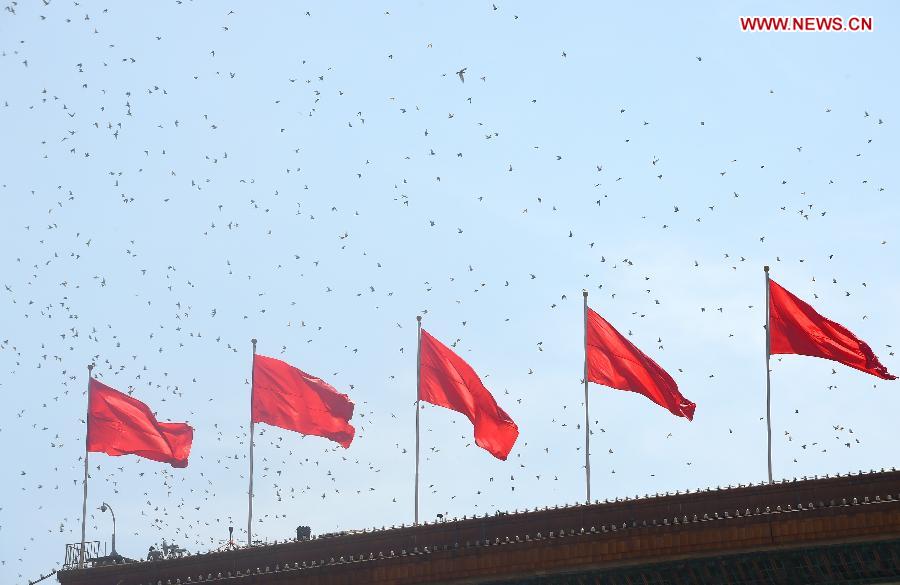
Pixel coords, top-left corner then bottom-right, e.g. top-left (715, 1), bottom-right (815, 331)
top-left (79, 363), bottom-right (94, 569)
top-left (582, 290), bottom-right (591, 504)
top-left (764, 266), bottom-right (773, 484)
top-left (415, 315), bottom-right (422, 526)
top-left (248, 338), bottom-right (257, 546)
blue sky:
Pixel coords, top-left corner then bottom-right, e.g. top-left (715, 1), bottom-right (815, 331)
top-left (1, 1), bottom-right (898, 583)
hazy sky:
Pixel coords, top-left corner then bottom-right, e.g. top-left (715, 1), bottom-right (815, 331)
top-left (1, 2), bottom-right (898, 583)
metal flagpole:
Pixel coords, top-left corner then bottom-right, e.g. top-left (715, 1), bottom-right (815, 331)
top-left (764, 266), bottom-right (773, 484)
top-left (583, 290), bottom-right (591, 504)
top-left (248, 338), bottom-right (257, 546)
top-left (415, 316), bottom-right (422, 525)
top-left (79, 363), bottom-right (94, 569)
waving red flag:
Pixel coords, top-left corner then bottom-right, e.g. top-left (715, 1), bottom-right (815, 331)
top-left (769, 279), bottom-right (896, 380)
top-left (87, 379), bottom-right (194, 468)
top-left (419, 329), bottom-right (519, 460)
top-left (586, 307), bottom-right (695, 420)
top-left (252, 354), bottom-right (355, 448)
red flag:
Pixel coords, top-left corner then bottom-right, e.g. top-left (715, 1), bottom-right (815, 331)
top-left (586, 307), bottom-right (695, 420)
top-left (418, 329), bottom-right (519, 460)
top-left (252, 354), bottom-right (355, 448)
top-left (87, 378), bottom-right (194, 468)
top-left (769, 279), bottom-right (896, 380)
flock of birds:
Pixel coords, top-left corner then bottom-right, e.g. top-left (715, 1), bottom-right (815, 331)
top-left (1, 3), bottom-right (897, 585)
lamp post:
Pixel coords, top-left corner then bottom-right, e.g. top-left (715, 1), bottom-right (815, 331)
top-left (99, 502), bottom-right (117, 556)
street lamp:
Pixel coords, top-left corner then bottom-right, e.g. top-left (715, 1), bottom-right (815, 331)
top-left (99, 502), bottom-right (117, 556)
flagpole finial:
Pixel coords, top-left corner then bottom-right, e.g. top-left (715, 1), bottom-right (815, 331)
top-left (582, 289), bottom-right (588, 298)
top-left (416, 315), bottom-right (422, 323)
top-left (764, 265), bottom-right (769, 273)
top-left (251, 338), bottom-right (257, 348)
top-left (87, 363), bottom-right (94, 373)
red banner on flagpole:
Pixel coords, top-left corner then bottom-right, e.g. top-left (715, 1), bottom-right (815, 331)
top-left (252, 354), bottom-right (356, 448)
top-left (769, 279), bottom-right (895, 380)
top-left (586, 307), bottom-right (696, 420)
top-left (418, 329), bottom-right (519, 460)
top-left (87, 378), bottom-right (193, 468)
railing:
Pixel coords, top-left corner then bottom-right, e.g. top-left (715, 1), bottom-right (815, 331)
top-left (62, 541), bottom-right (105, 569)
top-left (26, 569), bottom-right (57, 585)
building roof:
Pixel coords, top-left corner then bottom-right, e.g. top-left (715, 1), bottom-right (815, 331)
top-left (57, 468), bottom-right (900, 585)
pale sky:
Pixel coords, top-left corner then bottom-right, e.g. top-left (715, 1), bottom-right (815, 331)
top-left (1, 2), bottom-right (898, 583)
